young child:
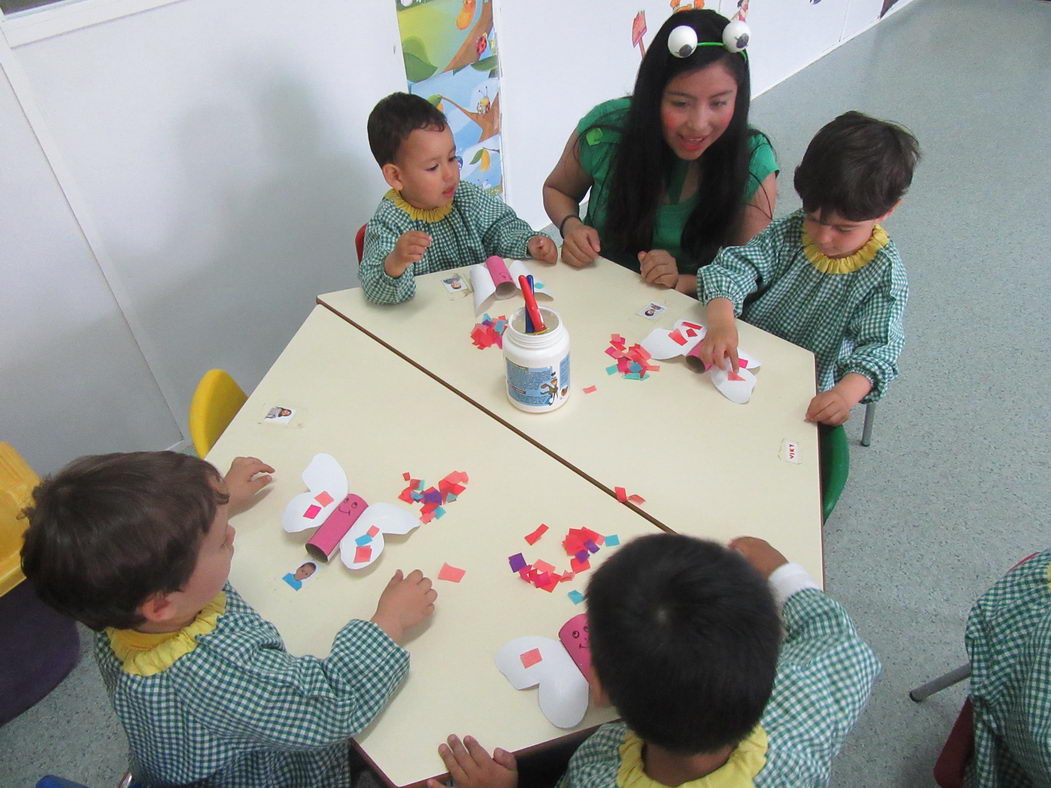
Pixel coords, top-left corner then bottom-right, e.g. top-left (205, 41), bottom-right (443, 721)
top-left (361, 92), bottom-right (557, 304)
top-left (20, 451), bottom-right (437, 787)
top-left (428, 534), bottom-right (879, 788)
top-left (697, 111), bottom-right (920, 425)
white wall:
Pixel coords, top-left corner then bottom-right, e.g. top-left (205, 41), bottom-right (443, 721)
top-left (0, 0), bottom-right (919, 474)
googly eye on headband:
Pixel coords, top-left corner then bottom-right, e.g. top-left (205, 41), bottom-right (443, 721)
top-left (667, 19), bottom-right (750, 59)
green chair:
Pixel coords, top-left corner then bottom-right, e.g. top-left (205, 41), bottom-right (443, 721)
top-left (820, 424), bottom-right (849, 522)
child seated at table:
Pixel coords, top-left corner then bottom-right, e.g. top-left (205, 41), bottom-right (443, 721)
top-left (697, 111), bottom-right (921, 425)
top-left (20, 451), bottom-right (437, 787)
top-left (361, 92), bottom-right (557, 304)
top-left (428, 534), bottom-right (879, 788)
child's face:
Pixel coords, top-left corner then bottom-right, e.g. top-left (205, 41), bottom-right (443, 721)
top-left (386, 126), bottom-right (461, 211)
top-left (803, 209), bottom-right (889, 259)
top-left (660, 62), bottom-right (738, 161)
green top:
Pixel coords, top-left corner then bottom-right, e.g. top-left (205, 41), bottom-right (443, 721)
top-left (360, 180), bottom-right (542, 304)
top-left (575, 97), bottom-right (779, 274)
top-left (556, 588), bottom-right (880, 787)
top-left (965, 551), bottom-right (1051, 786)
top-left (698, 210), bottom-right (908, 402)
top-left (97, 584), bottom-right (408, 787)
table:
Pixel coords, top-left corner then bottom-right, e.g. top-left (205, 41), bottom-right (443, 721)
top-left (318, 257), bottom-right (824, 582)
top-left (206, 305), bottom-right (662, 787)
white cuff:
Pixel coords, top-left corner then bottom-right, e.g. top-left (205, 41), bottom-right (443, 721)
top-left (768, 563), bottom-right (820, 610)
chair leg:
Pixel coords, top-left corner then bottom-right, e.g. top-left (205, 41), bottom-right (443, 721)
top-left (909, 664), bottom-right (970, 702)
top-left (861, 402), bottom-right (876, 447)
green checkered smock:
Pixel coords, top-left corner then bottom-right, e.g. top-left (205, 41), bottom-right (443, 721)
top-left (965, 550), bottom-right (1051, 787)
top-left (556, 588), bottom-right (880, 787)
top-left (360, 181), bottom-right (542, 304)
top-left (698, 210), bottom-right (908, 402)
top-left (96, 584), bottom-right (408, 787)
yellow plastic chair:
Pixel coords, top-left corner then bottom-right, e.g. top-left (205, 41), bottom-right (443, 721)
top-left (188, 370), bottom-right (247, 457)
top-left (0, 442), bottom-right (38, 596)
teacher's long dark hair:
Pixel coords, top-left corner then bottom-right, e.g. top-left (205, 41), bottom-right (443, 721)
top-left (601, 10), bottom-right (756, 273)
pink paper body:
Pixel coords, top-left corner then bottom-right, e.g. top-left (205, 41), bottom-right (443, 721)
top-left (558, 613), bottom-right (591, 680)
top-left (306, 493), bottom-right (368, 561)
top-left (485, 255), bottom-right (515, 296)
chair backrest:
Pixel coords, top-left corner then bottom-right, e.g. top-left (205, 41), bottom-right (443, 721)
top-left (188, 370), bottom-right (247, 458)
top-left (0, 443), bottom-right (39, 596)
top-left (355, 224), bottom-right (367, 264)
top-left (820, 424), bottom-right (850, 521)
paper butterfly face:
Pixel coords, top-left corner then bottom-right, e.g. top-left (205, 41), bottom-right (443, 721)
top-left (282, 453), bottom-right (419, 570)
top-left (495, 613), bottom-right (591, 729)
top-left (640, 319), bottom-right (763, 404)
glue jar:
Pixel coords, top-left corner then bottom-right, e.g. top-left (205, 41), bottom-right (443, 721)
top-left (503, 306), bottom-right (570, 413)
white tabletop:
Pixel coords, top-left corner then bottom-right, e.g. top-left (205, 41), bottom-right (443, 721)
top-left (207, 306), bottom-right (663, 787)
top-left (318, 258), bottom-right (824, 583)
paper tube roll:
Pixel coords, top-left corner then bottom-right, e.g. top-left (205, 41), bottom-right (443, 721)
top-left (306, 494), bottom-right (368, 561)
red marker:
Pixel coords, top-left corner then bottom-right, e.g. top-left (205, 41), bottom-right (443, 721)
top-left (518, 274), bottom-right (545, 333)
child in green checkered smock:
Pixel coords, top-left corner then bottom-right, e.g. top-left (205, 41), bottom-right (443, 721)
top-left (361, 93), bottom-right (556, 304)
top-left (698, 111), bottom-right (920, 426)
top-left (20, 452), bottom-right (438, 787)
top-left (428, 535), bottom-right (880, 787)
top-left (964, 549), bottom-right (1051, 786)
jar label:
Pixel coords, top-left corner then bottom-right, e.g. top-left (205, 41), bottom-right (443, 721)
top-left (505, 353), bottom-right (571, 409)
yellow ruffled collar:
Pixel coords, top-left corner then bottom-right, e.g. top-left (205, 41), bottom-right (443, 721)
top-left (802, 224), bottom-right (888, 274)
top-left (617, 725), bottom-right (768, 787)
top-left (106, 592), bottom-right (226, 677)
top-left (387, 189), bottom-right (454, 223)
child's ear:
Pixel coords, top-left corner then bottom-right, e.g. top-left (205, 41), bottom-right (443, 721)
top-left (587, 667), bottom-right (611, 707)
top-left (138, 592), bottom-right (178, 625)
top-left (381, 162), bottom-right (404, 192)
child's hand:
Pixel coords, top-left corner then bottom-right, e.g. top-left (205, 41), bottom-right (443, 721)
top-left (426, 735), bottom-right (518, 788)
top-left (370, 569), bottom-right (437, 645)
top-left (559, 218), bottom-right (601, 268)
top-left (805, 375), bottom-right (871, 425)
top-left (528, 234), bottom-right (558, 264)
top-left (729, 537), bottom-right (788, 579)
top-left (638, 249), bottom-right (679, 289)
top-left (224, 457), bottom-right (274, 511)
top-left (385, 231), bottom-right (432, 278)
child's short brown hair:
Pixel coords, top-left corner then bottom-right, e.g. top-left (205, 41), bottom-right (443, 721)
top-left (21, 452), bottom-right (227, 631)
top-left (366, 91), bottom-right (448, 166)
top-left (794, 111), bottom-right (921, 221)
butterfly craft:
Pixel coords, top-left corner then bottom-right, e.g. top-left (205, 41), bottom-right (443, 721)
top-left (282, 453), bottom-right (419, 570)
top-left (470, 256), bottom-right (554, 316)
top-left (639, 318), bottom-right (763, 404)
top-left (495, 613), bottom-right (592, 728)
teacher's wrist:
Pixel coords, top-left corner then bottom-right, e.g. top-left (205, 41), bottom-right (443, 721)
top-left (559, 213), bottom-right (581, 236)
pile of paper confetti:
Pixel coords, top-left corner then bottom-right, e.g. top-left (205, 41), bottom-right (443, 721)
top-left (470, 313), bottom-right (508, 349)
top-left (507, 526), bottom-right (620, 600)
top-left (398, 470), bottom-right (469, 524)
top-left (604, 334), bottom-right (661, 380)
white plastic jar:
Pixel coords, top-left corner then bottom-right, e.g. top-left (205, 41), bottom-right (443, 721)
top-left (503, 306), bottom-right (570, 413)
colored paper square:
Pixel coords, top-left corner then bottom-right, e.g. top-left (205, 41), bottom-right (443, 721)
top-left (520, 648), bottom-right (543, 668)
top-left (585, 540), bottom-right (599, 554)
top-left (575, 550), bottom-right (589, 562)
top-left (628, 494), bottom-right (646, 504)
top-left (438, 563), bottom-right (466, 583)
top-left (606, 365), bottom-right (618, 375)
top-left (525, 524), bottom-right (548, 545)
top-left (669, 329), bottom-right (687, 346)
top-left (434, 506), bottom-right (446, 519)
top-left (304, 504), bottom-right (322, 519)
top-left (582, 385), bottom-right (597, 394)
top-left (605, 534), bottom-right (621, 546)
top-left (314, 491), bottom-right (334, 507)
top-left (354, 545), bottom-right (372, 564)
top-left (368, 525), bottom-right (380, 537)
top-left (571, 556), bottom-right (591, 573)
top-left (509, 553), bottom-right (527, 572)
top-left (402, 471), bottom-right (411, 481)
top-left (534, 559), bottom-right (556, 573)
top-left (355, 534), bottom-right (372, 546)
top-left (568, 590), bottom-right (585, 605)
top-left (615, 487), bottom-right (628, 503)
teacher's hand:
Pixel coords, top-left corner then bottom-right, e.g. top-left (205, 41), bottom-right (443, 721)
top-left (638, 249), bottom-right (679, 289)
top-left (560, 218), bottom-right (601, 268)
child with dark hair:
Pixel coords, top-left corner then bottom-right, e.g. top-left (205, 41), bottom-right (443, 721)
top-left (698, 111), bottom-right (920, 425)
top-left (361, 92), bottom-right (556, 304)
top-left (427, 534), bottom-right (879, 788)
top-left (21, 451), bottom-right (437, 787)
top-left (544, 9), bottom-right (778, 293)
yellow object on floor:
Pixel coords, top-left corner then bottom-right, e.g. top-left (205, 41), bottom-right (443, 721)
top-left (0, 442), bottom-right (40, 597)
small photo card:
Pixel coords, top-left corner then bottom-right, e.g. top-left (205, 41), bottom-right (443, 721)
top-left (779, 439), bottom-right (801, 464)
top-left (441, 273), bottom-right (470, 297)
top-left (637, 302), bottom-right (668, 320)
top-left (264, 405), bottom-right (296, 424)
top-left (282, 560), bottom-right (320, 591)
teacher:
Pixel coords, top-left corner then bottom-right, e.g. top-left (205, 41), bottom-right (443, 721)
top-left (543, 9), bottom-right (778, 295)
